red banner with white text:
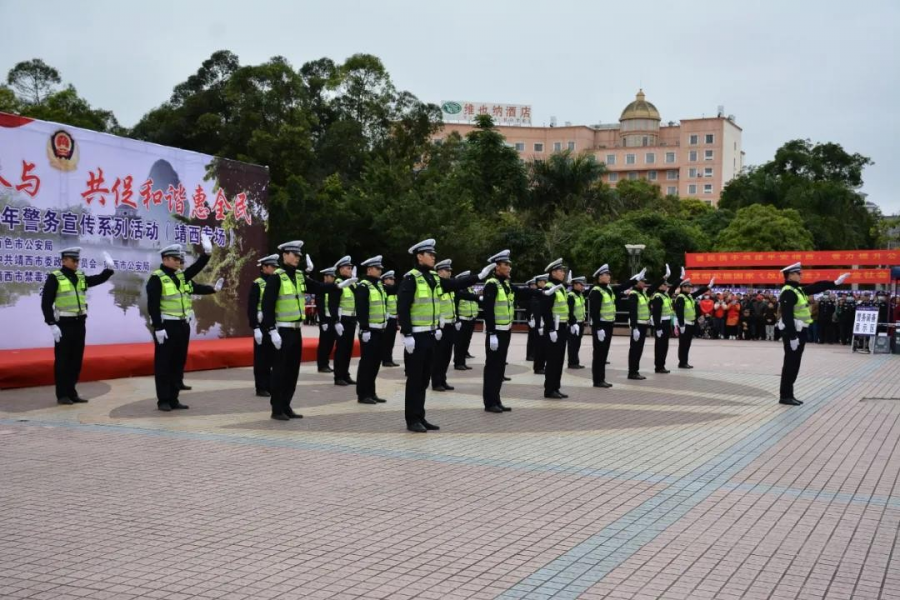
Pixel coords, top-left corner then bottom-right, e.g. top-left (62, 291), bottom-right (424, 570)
top-left (686, 250), bottom-right (900, 268)
top-left (685, 269), bottom-right (890, 285)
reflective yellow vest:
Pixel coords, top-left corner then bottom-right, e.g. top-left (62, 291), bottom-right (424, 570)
top-left (458, 292), bottom-right (478, 319)
top-left (52, 269), bottom-right (87, 315)
top-left (630, 289), bottom-right (650, 322)
top-left (679, 293), bottom-right (696, 321)
top-left (274, 268), bottom-right (306, 322)
top-left (440, 289), bottom-right (456, 321)
top-left (552, 285), bottom-right (569, 320)
top-left (254, 277), bottom-right (266, 311)
top-left (485, 277), bottom-right (515, 326)
top-left (568, 291), bottom-right (585, 321)
top-left (652, 292), bottom-right (674, 318)
top-left (360, 280), bottom-right (386, 325)
top-left (595, 286), bottom-right (616, 322)
top-left (336, 278), bottom-right (356, 316)
top-left (781, 285), bottom-right (812, 324)
top-left (386, 294), bottom-right (397, 317)
top-left (153, 269), bottom-right (193, 318)
top-left (407, 269), bottom-right (441, 329)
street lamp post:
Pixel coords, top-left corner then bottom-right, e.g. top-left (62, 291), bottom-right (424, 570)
top-left (624, 244), bottom-right (646, 276)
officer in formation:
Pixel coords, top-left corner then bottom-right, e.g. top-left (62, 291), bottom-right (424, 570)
top-left (330, 256), bottom-right (358, 387)
top-left (315, 267), bottom-right (338, 373)
top-left (42, 246), bottom-right (115, 404)
top-left (626, 267), bottom-right (651, 380)
top-left (147, 235), bottom-right (223, 411)
top-left (530, 274), bottom-right (549, 372)
top-left (540, 259), bottom-right (571, 399)
top-left (778, 262), bottom-right (849, 405)
top-left (453, 271), bottom-right (481, 371)
top-left (354, 255), bottom-right (390, 405)
top-left (524, 278), bottom-right (538, 361)
top-left (380, 270), bottom-right (401, 368)
top-left (588, 264), bottom-right (630, 388)
top-left (431, 259), bottom-right (459, 392)
top-left (566, 276), bottom-right (588, 370)
top-left (649, 264), bottom-right (676, 374)
top-left (248, 253), bottom-right (279, 397)
top-left (481, 250), bottom-right (542, 413)
top-left (672, 274), bottom-right (713, 369)
top-left (261, 241), bottom-right (354, 420)
top-left (397, 239), bottom-right (494, 432)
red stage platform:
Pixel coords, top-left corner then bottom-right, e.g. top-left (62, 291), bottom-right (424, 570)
top-left (0, 337), bottom-right (359, 390)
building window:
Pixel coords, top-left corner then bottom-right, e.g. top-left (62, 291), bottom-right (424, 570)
top-left (648, 170), bottom-right (658, 181)
top-left (704, 183), bottom-right (713, 194)
top-left (606, 154), bottom-right (616, 166)
top-left (705, 149), bottom-right (714, 160)
top-left (704, 167), bottom-right (714, 177)
top-left (645, 152), bottom-right (655, 164)
top-left (568, 141), bottom-right (576, 151)
top-left (515, 142), bottom-right (525, 152)
top-left (665, 152), bottom-right (676, 163)
top-left (667, 186), bottom-right (677, 196)
top-left (705, 134), bottom-right (715, 144)
top-left (666, 170), bottom-right (679, 180)
top-left (626, 154), bottom-right (636, 165)
top-left (688, 184), bottom-right (698, 195)
top-left (534, 143), bottom-right (544, 153)
top-left (628, 172), bottom-right (639, 180)
top-left (688, 168), bottom-right (697, 178)
top-left (553, 141), bottom-right (562, 152)
top-left (689, 150), bottom-right (698, 162)
top-left (689, 134), bottom-right (699, 145)
top-left (608, 172), bottom-right (618, 183)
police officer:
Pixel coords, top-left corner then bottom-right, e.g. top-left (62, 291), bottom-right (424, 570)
top-left (650, 265), bottom-right (677, 374)
top-left (588, 264), bottom-right (630, 388)
top-left (355, 255), bottom-right (390, 404)
top-left (673, 274), bottom-right (713, 369)
top-left (531, 275), bottom-right (549, 374)
top-left (42, 246), bottom-right (115, 404)
top-left (540, 259), bottom-right (571, 399)
top-left (566, 276), bottom-right (588, 369)
top-left (249, 253), bottom-right (279, 397)
top-left (381, 270), bottom-right (401, 368)
top-left (627, 267), bottom-right (651, 380)
top-left (147, 235), bottom-right (221, 411)
top-left (778, 262), bottom-right (849, 405)
top-left (432, 259), bottom-right (458, 392)
top-left (315, 267), bottom-right (338, 373)
top-left (453, 271), bottom-right (480, 371)
top-left (524, 278), bottom-right (537, 361)
top-left (397, 239), bottom-right (493, 432)
top-left (262, 241), bottom-right (352, 420)
top-left (330, 256), bottom-right (358, 386)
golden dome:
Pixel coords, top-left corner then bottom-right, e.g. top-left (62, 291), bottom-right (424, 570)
top-left (620, 89), bottom-right (661, 121)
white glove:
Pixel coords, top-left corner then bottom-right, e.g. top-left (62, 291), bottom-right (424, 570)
top-left (335, 323), bottom-right (345, 337)
top-left (214, 277), bottom-right (224, 292)
top-left (538, 326), bottom-right (544, 336)
top-left (570, 324), bottom-right (579, 336)
top-left (454, 321), bottom-right (462, 331)
top-left (322, 323), bottom-right (329, 331)
top-left (103, 251), bottom-right (115, 270)
top-left (351, 266), bottom-right (357, 279)
top-left (597, 329), bottom-right (606, 342)
top-left (361, 330), bottom-right (371, 343)
top-left (478, 263), bottom-right (496, 280)
top-left (834, 273), bottom-right (850, 286)
top-left (656, 329), bottom-right (663, 338)
top-left (50, 324), bottom-right (62, 343)
top-left (632, 328), bottom-right (640, 342)
top-left (544, 283), bottom-right (563, 296)
top-left (528, 318), bottom-right (536, 328)
top-left (305, 254), bottom-right (314, 273)
top-left (709, 277), bottom-right (715, 288)
top-left (155, 329), bottom-right (168, 344)
top-left (789, 337), bottom-right (799, 351)
top-left (187, 310), bottom-right (196, 325)
top-left (439, 316), bottom-right (447, 328)
top-left (201, 232), bottom-right (212, 254)
top-left (679, 325), bottom-right (686, 334)
top-left (435, 328), bottom-right (443, 341)
top-left (489, 334), bottom-right (499, 351)
top-left (253, 328), bottom-right (263, 345)
top-left (337, 278), bottom-right (357, 289)
top-left (566, 270), bottom-right (572, 285)
top-left (665, 264), bottom-right (671, 279)
top-left (680, 266), bottom-right (685, 280)
top-left (404, 335), bottom-right (416, 354)
top-left (549, 331), bottom-right (558, 343)
top-left (270, 329), bottom-right (283, 350)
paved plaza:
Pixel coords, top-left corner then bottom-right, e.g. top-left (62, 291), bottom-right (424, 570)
top-left (2, 331), bottom-right (900, 600)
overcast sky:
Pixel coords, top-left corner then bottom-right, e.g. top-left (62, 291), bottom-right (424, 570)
top-left (3, 0), bottom-right (898, 212)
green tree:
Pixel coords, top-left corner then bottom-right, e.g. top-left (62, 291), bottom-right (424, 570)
top-left (715, 204), bottom-right (814, 252)
top-left (522, 150), bottom-right (606, 223)
top-left (611, 179), bottom-right (680, 217)
top-left (455, 114), bottom-right (528, 215)
top-left (7, 58), bottom-right (61, 104)
top-left (20, 85), bottom-right (122, 133)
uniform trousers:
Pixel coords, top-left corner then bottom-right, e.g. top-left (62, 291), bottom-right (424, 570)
top-left (54, 317), bottom-right (86, 400)
top-left (483, 330), bottom-right (511, 408)
top-left (154, 320), bottom-right (190, 407)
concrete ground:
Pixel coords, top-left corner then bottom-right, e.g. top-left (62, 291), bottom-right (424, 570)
top-left (2, 331), bottom-right (900, 600)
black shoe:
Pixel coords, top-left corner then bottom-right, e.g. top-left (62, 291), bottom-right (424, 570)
top-left (285, 410), bottom-right (303, 419)
top-left (178, 383), bottom-right (192, 391)
top-left (407, 422), bottom-right (427, 433)
top-left (655, 368), bottom-right (671, 374)
top-left (544, 391), bottom-right (564, 399)
top-left (345, 377), bottom-right (357, 385)
top-left (627, 374), bottom-right (646, 380)
top-left (57, 397), bottom-right (74, 405)
top-left (678, 364), bottom-right (694, 369)
top-left (432, 385), bottom-right (448, 392)
top-left (464, 365), bottom-right (473, 370)
top-left (255, 390), bottom-right (271, 398)
top-left (606, 361), bottom-right (611, 365)
top-left (594, 381), bottom-right (613, 388)
top-left (157, 403), bottom-right (172, 412)
top-left (271, 413), bottom-right (290, 421)
top-left (318, 367), bottom-right (334, 373)
top-left (534, 369), bottom-right (546, 375)
top-left (334, 379), bottom-right (350, 386)
top-left (171, 402), bottom-right (190, 409)
top-left (454, 365), bottom-right (468, 371)
top-left (71, 396), bottom-right (88, 403)
top-left (444, 384), bottom-right (455, 391)
top-left (557, 391), bottom-right (569, 398)
top-left (502, 376), bottom-right (511, 381)
top-left (358, 397), bottom-right (377, 405)
top-left (779, 398), bottom-right (803, 406)
top-left (421, 420), bottom-right (440, 431)
top-left (526, 356), bottom-right (534, 361)
top-left (485, 405), bottom-right (504, 413)
top-left (568, 364), bottom-right (585, 370)
top-left (373, 396), bottom-right (387, 403)
top-left (466, 353), bottom-right (475, 359)
top-left (499, 404), bottom-right (512, 412)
